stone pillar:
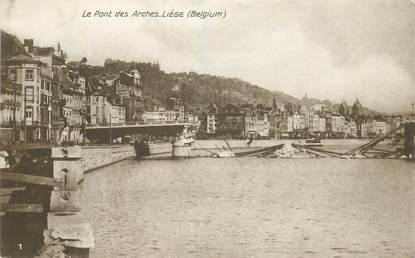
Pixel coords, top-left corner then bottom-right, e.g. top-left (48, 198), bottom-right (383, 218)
top-left (42, 146), bottom-right (94, 257)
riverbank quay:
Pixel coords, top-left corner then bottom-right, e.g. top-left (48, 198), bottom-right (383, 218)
top-left (81, 143), bottom-right (173, 171)
top-left (81, 145), bottom-right (135, 173)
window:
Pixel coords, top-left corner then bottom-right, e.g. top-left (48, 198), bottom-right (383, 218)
top-left (25, 69), bottom-right (34, 81)
top-left (25, 109), bottom-right (32, 118)
top-left (25, 87), bottom-right (34, 102)
top-left (9, 69), bottom-right (16, 81)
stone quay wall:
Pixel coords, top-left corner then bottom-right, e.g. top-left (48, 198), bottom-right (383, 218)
top-left (82, 145), bottom-right (136, 173)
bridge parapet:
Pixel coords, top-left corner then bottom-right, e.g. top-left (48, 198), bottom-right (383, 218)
top-left (86, 120), bottom-right (199, 128)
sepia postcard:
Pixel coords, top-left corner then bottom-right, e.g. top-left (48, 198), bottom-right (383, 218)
top-left (0, 0), bottom-right (414, 257)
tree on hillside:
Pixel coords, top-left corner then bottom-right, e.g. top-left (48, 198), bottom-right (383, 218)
top-left (352, 98), bottom-right (363, 121)
top-left (339, 100), bottom-right (349, 116)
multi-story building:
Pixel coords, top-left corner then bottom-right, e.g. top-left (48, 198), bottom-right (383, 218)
top-left (358, 121), bottom-right (368, 139)
top-left (216, 104), bottom-right (245, 137)
top-left (366, 120), bottom-right (387, 137)
top-left (62, 76), bottom-right (86, 143)
top-left (142, 110), bottom-right (178, 123)
top-left (287, 113), bottom-right (305, 133)
top-left (88, 92), bottom-right (125, 125)
top-left (30, 39), bottom-right (67, 142)
top-left (185, 112), bottom-right (199, 123)
top-left (113, 70), bottom-right (144, 121)
top-left (39, 66), bottom-right (53, 141)
top-left (385, 116), bottom-right (402, 131)
top-left (50, 66), bottom-right (65, 142)
top-left (270, 101), bottom-right (288, 138)
top-left (0, 77), bottom-right (23, 144)
top-left (141, 107), bottom-right (197, 124)
top-left (344, 120), bottom-right (358, 138)
top-left (216, 113), bottom-right (245, 137)
top-left (89, 93), bottom-right (109, 125)
top-left (330, 114), bottom-right (345, 134)
top-left (1, 35), bottom-right (75, 144)
top-left (203, 104), bottom-right (218, 134)
top-left (4, 55), bottom-right (44, 142)
top-left (244, 110), bottom-right (270, 138)
top-left (32, 42), bottom-right (66, 67)
top-left (166, 97), bottom-right (185, 122)
top-left (270, 112), bottom-right (288, 139)
top-left (300, 105), bottom-right (314, 130)
top-left (206, 113), bottom-right (217, 134)
top-left (310, 114), bottom-right (326, 133)
top-left (109, 104), bottom-right (125, 124)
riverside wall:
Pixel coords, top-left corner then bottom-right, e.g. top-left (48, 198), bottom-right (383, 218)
top-left (82, 145), bottom-right (136, 172)
top-left (81, 143), bottom-right (173, 172)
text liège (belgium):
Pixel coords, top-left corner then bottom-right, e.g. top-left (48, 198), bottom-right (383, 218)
top-left (81, 10), bottom-right (227, 19)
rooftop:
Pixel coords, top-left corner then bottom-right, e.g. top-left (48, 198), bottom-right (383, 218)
top-left (33, 47), bottom-right (54, 56)
top-left (4, 55), bottom-right (42, 64)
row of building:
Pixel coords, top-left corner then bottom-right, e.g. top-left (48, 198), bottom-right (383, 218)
top-left (200, 102), bottom-right (403, 139)
top-left (0, 31), bottom-right (406, 144)
top-left (0, 31), bottom-right (200, 144)
top-left (0, 32), bottom-right (143, 144)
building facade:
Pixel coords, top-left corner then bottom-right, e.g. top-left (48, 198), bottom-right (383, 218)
top-left (114, 70), bottom-right (144, 122)
top-left (142, 110), bottom-right (178, 123)
top-left (366, 120), bottom-right (387, 137)
top-left (206, 113), bottom-right (217, 134)
top-left (4, 55), bottom-right (45, 142)
top-left (287, 114), bottom-right (305, 133)
top-left (244, 110), bottom-right (270, 138)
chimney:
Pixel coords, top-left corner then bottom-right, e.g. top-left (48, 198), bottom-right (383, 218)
top-left (24, 39), bottom-right (34, 53)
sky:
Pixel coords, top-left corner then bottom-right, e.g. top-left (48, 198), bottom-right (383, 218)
top-left (1, 0), bottom-right (415, 112)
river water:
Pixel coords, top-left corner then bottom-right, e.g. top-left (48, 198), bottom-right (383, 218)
top-left (81, 158), bottom-right (414, 258)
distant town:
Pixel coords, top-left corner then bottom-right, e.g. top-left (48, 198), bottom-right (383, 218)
top-left (0, 30), bottom-right (411, 145)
